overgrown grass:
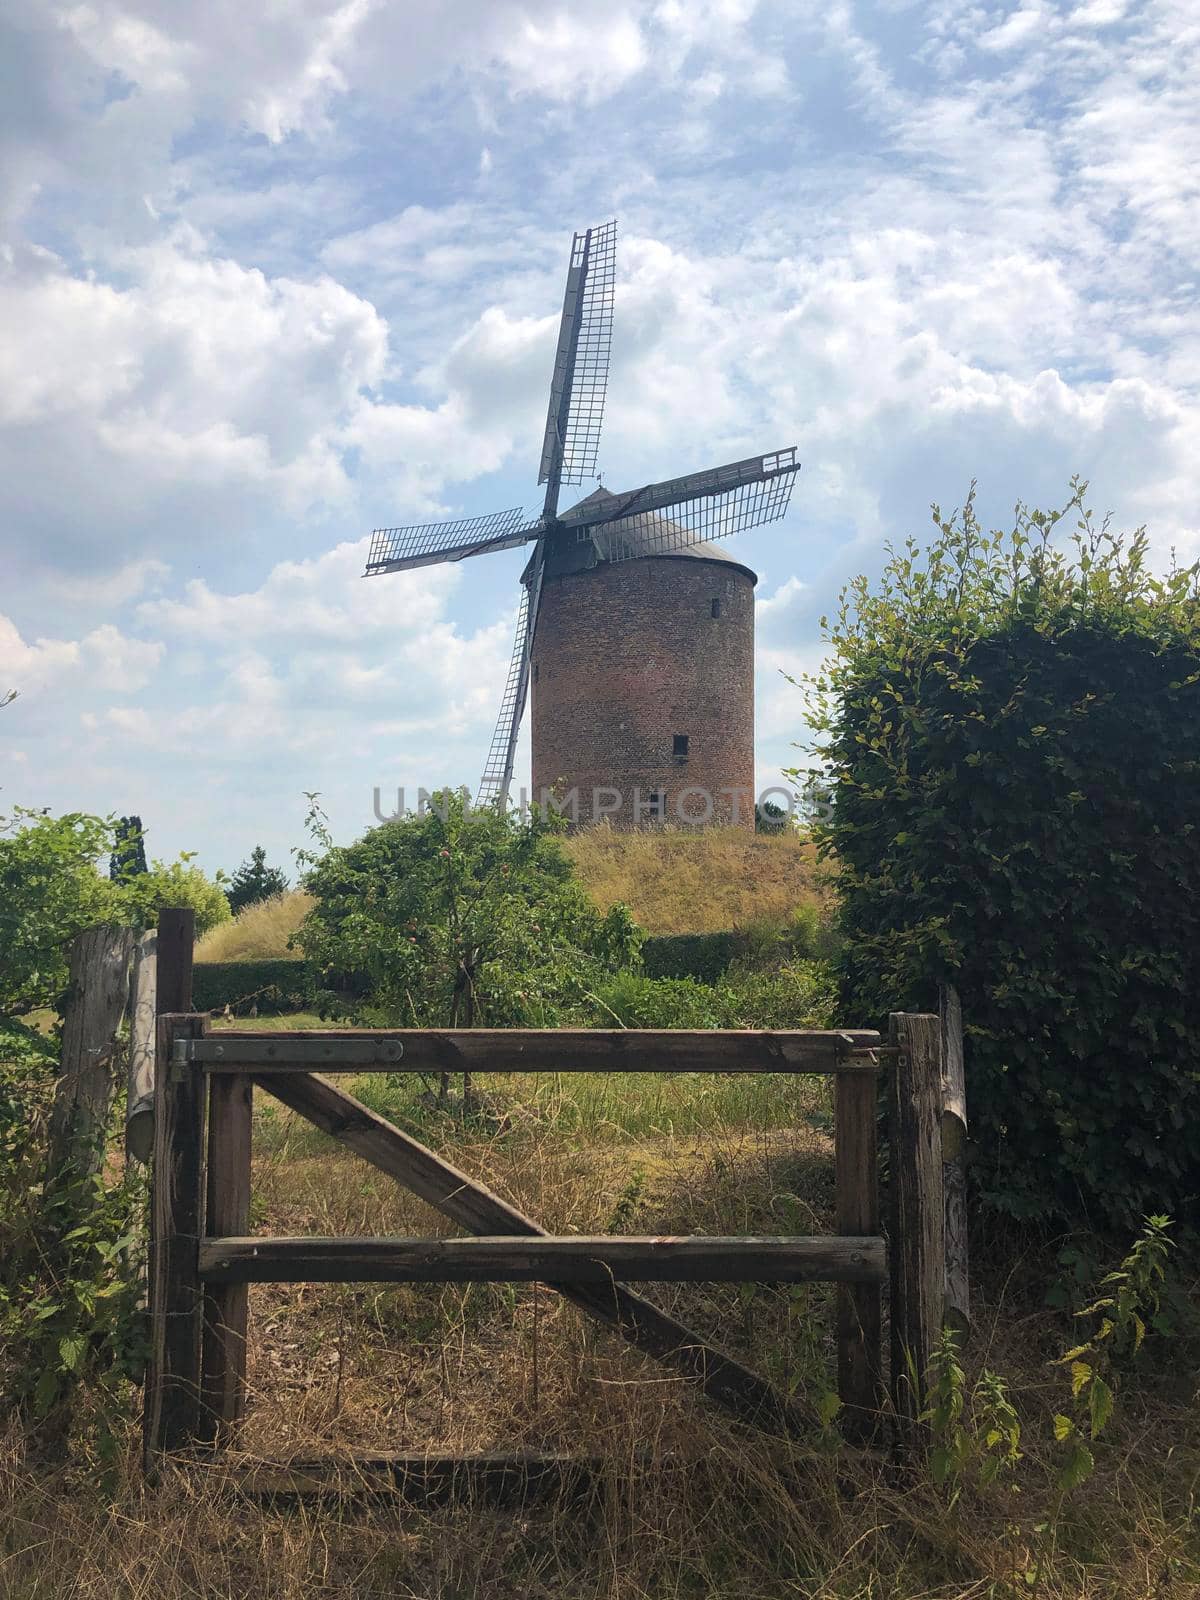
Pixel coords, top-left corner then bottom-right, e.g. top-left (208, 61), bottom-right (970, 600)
top-left (564, 825), bottom-right (827, 935)
top-left (195, 891), bottom-right (314, 961)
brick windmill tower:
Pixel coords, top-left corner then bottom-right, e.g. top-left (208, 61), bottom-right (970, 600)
top-left (364, 221), bottom-right (799, 827)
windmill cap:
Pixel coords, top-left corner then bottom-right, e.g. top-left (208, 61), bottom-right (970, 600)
top-left (554, 485), bottom-right (758, 584)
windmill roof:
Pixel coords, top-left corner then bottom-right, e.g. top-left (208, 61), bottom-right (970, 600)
top-left (559, 486), bottom-right (758, 583)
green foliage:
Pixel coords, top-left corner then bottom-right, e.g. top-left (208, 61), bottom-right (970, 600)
top-left (227, 845), bottom-right (290, 915)
top-left (118, 854), bottom-right (231, 936)
top-left (192, 958), bottom-right (311, 1015)
top-left (594, 972), bottom-right (727, 1029)
top-left (297, 791), bottom-right (642, 1028)
top-left (0, 809), bottom-right (115, 1016)
top-left (1, 808), bottom-right (229, 1020)
top-left (0, 1065), bottom-right (147, 1463)
top-left (592, 962), bottom-right (835, 1030)
top-left (717, 962), bottom-right (836, 1029)
top-left (805, 481), bottom-right (1200, 1228)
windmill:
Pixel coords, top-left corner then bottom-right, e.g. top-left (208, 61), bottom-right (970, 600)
top-left (364, 220), bottom-right (799, 808)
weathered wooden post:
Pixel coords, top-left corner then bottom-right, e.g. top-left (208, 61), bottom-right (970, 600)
top-left (45, 924), bottom-right (135, 1185)
top-left (887, 1012), bottom-right (944, 1451)
top-left (156, 906), bottom-right (195, 1016)
top-left (200, 1067), bottom-right (253, 1439)
top-left (835, 1063), bottom-right (883, 1441)
top-left (939, 985), bottom-right (969, 1336)
top-left (125, 930), bottom-right (157, 1163)
top-left (144, 1011), bottom-right (207, 1465)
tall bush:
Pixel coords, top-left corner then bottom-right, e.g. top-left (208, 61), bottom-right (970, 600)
top-left (806, 482), bottom-right (1200, 1229)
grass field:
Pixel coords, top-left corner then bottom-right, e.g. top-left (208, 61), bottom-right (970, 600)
top-left (3, 1011), bottom-right (1196, 1598)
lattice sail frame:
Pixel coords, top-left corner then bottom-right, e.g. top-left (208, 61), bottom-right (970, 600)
top-left (365, 506), bottom-right (538, 575)
top-left (538, 220), bottom-right (617, 496)
top-left (594, 473), bottom-right (796, 564)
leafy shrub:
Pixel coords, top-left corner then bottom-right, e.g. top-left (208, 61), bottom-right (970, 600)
top-left (717, 962), bottom-right (836, 1029)
top-left (592, 963), bottom-right (835, 1030)
top-left (1, 810), bottom-right (230, 1021)
top-left (806, 481), bottom-right (1200, 1229)
top-left (119, 856), bottom-right (231, 936)
top-left (593, 972), bottom-right (727, 1029)
top-left (0, 810), bottom-right (115, 1016)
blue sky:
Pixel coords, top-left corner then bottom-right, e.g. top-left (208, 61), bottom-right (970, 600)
top-left (2, 0), bottom-right (1197, 875)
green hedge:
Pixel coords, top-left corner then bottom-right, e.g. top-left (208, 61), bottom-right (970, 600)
top-left (640, 932), bottom-right (736, 984)
top-left (192, 959), bottom-right (311, 1016)
top-left (814, 487), bottom-right (1200, 1230)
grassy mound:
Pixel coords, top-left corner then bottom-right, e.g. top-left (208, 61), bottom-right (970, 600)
top-left (563, 825), bottom-right (825, 935)
top-left (195, 828), bottom-right (823, 962)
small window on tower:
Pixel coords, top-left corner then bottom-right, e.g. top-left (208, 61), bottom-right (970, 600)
top-left (646, 790), bottom-right (666, 822)
top-left (533, 661), bottom-right (539, 682)
top-left (673, 733), bottom-right (689, 762)
top-left (711, 598), bottom-right (721, 618)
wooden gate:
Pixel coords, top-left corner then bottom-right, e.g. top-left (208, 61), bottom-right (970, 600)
top-left (143, 1005), bottom-right (957, 1486)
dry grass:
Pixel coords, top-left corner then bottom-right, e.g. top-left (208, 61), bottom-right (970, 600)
top-left (564, 826), bottom-right (827, 935)
top-left (196, 892), bottom-right (315, 962)
top-left (3, 1031), bottom-right (1196, 1598)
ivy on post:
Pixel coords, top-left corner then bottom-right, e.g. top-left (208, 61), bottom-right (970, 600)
top-left (888, 1012), bottom-right (945, 1453)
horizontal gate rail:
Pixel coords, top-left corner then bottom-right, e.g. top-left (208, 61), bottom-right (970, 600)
top-left (179, 1027), bottom-right (883, 1075)
top-left (198, 1233), bottom-right (887, 1286)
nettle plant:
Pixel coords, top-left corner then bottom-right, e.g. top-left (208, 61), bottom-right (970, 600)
top-left (802, 481), bottom-right (1200, 1229)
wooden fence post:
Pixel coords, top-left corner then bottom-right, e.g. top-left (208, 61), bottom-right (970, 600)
top-left (888, 1012), bottom-right (944, 1451)
top-left (835, 1069), bottom-right (883, 1442)
top-left (156, 906), bottom-right (194, 1016)
top-left (125, 930), bottom-right (157, 1163)
top-left (46, 925), bottom-right (135, 1185)
top-left (939, 985), bottom-right (970, 1336)
top-left (200, 1071), bottom-right (253, 1439)
top-left (144, 1012), bottom-right (207, 1465)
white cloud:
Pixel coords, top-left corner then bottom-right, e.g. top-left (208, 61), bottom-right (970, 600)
top-left (0, 615), bottom-right (161, 694)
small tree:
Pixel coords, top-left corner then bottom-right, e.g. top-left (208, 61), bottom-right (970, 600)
top-left (109, 816), bottom-right (147, 883)
top-left (227, 845), bottom-right (289, 915)
top-left (297, 792), bottom-right (640, 1102)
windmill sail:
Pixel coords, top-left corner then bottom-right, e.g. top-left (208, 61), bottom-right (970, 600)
top-left (537, 220), bottom-right (617, 509)
top-left (476, 561), bottom-right (544, 807)
top-left (576, 449), bottom-right (800, 563)
top-left (365, 506), bottom-right (542, 576)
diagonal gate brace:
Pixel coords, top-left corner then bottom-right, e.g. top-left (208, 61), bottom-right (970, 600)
top-left (257, 1072), bottom-right (810, 1435)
